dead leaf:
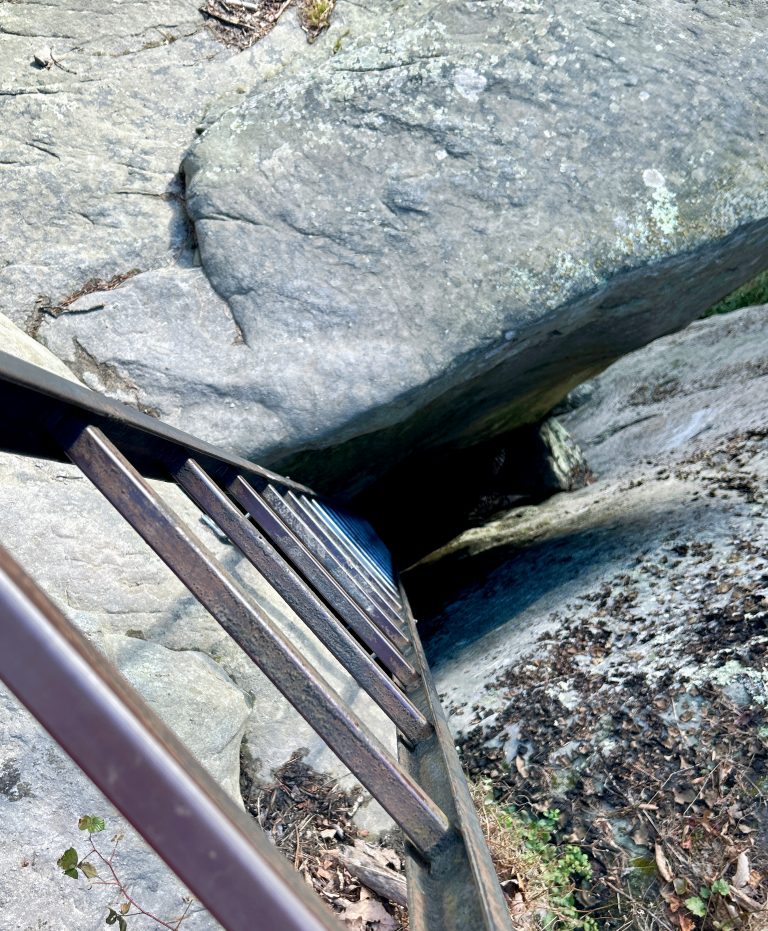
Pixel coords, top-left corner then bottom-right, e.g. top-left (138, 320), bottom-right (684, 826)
top-left (341, 890), bottom-right (397, 930)
top-left (660, 888), bottom-right (683, 913)
top-left (673, 788), bottom-right (697, 806)
top-left (632, 823), bottom-right (651, 847)
top-left (655, 843), bottom-right (674, 882)
top-left (33, 46), bottom-right (55, 69)
top-left (515, 755), bottom-right (529, 778)
top-left (733, 852), bottom-right (750, 889)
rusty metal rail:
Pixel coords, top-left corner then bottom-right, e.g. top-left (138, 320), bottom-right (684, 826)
top-left (0, 350), bottom-right (512, 931)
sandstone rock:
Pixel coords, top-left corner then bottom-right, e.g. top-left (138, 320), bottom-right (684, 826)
top-left (102, 634), bottom-right (251, 802)
top-left (560, 303), bottom-right (768, 477)
top-left (406, 306), bottom-right (768, 918)
top-left (412, 304), bottom-right (768, 624)
top-left (536, 419), bottom-right (590, 494)
top-left (0, 683), bottom-right (223, 931)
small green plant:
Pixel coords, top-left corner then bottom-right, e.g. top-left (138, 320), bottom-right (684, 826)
top-left (57, 816), bottom-right (195, 930)
top-left (473, 784), bottom-right (597, 929)
top-left (702, 267), bottom-right (768, 318)
top-left (510, 808), bottom-right (594, 930)
top-left (299, 0), bottom-right (336, 41)
top-left (683, 879), bottom-right (732, 921)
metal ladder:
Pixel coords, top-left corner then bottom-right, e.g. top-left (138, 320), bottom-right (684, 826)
top-left (0, 350), bottom-right (512, 931)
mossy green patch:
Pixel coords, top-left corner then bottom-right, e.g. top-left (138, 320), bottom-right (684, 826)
top-left (703, 267), bottom-right (768, 318)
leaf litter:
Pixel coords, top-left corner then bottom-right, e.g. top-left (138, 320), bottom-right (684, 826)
top-left (446, 428), bottom-right (768, 929)
top-left (241, 749), bottom-right (407, 929)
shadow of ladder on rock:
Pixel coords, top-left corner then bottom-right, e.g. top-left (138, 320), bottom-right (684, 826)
top-left (0, 350), bottom-right (513, 931)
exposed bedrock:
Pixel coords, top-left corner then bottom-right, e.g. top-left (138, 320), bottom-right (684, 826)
top-left (403, 303), bottom-right (768, 923)
top-left (408, 302), bottom-right (768, 631)
top-left (33, 0), bottom-right (768, 551)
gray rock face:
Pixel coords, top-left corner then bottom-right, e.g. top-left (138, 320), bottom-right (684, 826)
top-left (409, 306), bottom-right (768, 920)
top-left (102, 634), bottom-right (251, 802)
top-left (0, 0), bottom-right (312, 335)
top-left (0, 682), bottom-right (223, 931)
top-left (32, 0), bottom-right (768, 496)
top-left (560, 303), bottom-right (768, 478)
top-left (0, 638), bottom-right (248, 931)
top-left (414, 303), bottom-right (768, 615)
top-left (0, 313), bottom-right (80, 384)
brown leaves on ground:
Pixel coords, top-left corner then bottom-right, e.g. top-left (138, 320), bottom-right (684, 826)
top-left (200, 0), bottom-right (295, 49)
top-left (341, 889), bottom-right (398, 931)
top-left (241, 750), bottom-right (407, 930)
top-left (200, 0), bottom-right (335, 48)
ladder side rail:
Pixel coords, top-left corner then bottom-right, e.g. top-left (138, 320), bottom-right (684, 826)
top-left (397, 585), bottom-right (515, 931)
top-left (0, 350), bottom-right (311, 493)
top-left (52, 417), bottom-right (452, 857)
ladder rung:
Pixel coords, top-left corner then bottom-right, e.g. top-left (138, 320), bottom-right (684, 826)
top-left (291, 493), bottom-right (402, 610)
top-left (309, 498), bottom-right (401, 597)
top-left (173, 457), bottom-right (432, 744)
top-left (53, 419), bottom-right (452, 857)
top-left (229, 476), bottom-right (414, 667)
top-left (325, 506), bottom-right (395, 578)
top-left (262, 484), bottom-right (407, 638)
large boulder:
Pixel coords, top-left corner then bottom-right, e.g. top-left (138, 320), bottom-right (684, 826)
top-left (560, 304), bottom-right (768, 478)
top-left (37, 0), bottom-right (768, 500)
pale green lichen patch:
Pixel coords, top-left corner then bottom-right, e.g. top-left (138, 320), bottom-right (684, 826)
top-left (702, 658), bottom-right (768, 706)
top-left (650, 190), bottom-right (679, 237)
